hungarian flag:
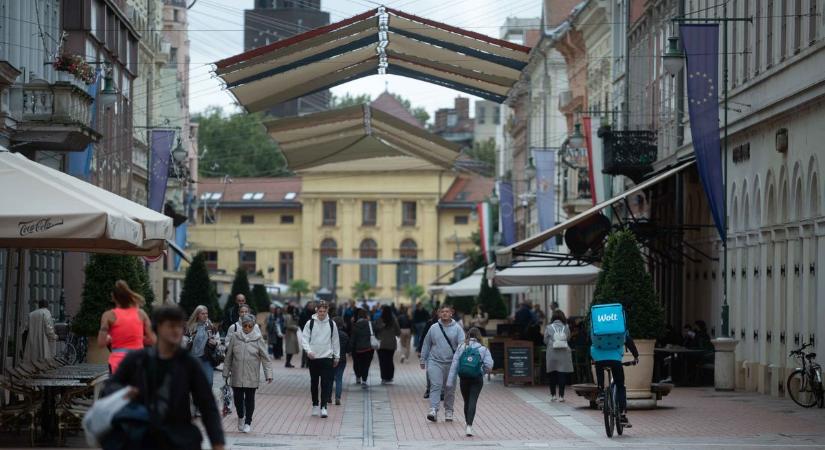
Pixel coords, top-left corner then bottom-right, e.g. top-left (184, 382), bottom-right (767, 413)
top-left (477, 201), bottom-right (492, 264)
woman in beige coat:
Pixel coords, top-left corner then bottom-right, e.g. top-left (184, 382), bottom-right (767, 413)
top-left (223, 314), bottom-right (273, 433)
top-left (283, 305), bottom-right (301, 368)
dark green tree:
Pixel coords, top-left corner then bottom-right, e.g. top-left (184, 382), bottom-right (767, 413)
top-left (592, 229), bottom-right (664, 339)
top-left (331, 93), bottom-right (372, 108)
top-left (195, 106), bottom-right (289, 178)
top-left (476, 274), bottom-right (507, 319)
top-left (448, 296), bottom-right (476, 315)
top-left (179, 252), bottom-right (220, 319)
top-left (251, 284), bottom-right (271, 313)
top-left (73, 255), bottom-right (155, 336)
top-left (230, 267), bottom-right (252, 307)
top-left (464, 138), bottom-right (497, 171)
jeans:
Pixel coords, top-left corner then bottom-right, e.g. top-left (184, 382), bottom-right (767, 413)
top-left (595, 360), bottom-right (627, 413)
top-left (198, 355), bottom-right (214, 386)
top-left (334, 356), bottom-right (347, 400)
top-left (413, 323), bottom-right (426, 349)
top-left (353, 350), bottom-right (374, 382)
top-left (459, 376), bottom-right (484, 426)
top-left (548, 371), bottom-right (567, 398)
top-left (426, 362), bottom-right (456, 412)
top-left (232, 387), bottom-right (257, 425)
top-left (377, 349), bottom-right (395, 381)
top-left (309, 358), bottom-right (335, 407)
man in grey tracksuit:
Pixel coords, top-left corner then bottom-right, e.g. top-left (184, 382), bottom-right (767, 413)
top-left (420, 305), bottom-right (465, 422)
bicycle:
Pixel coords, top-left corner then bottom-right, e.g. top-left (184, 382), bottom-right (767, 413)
top-left (598, 360), bottom-right (637, 437)
top-left (54, 317), bottom-right (87, 365)
top-left (787, 342), bottom-right (823, 408)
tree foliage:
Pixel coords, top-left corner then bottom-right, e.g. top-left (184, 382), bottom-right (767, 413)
top-left (230, 267), bottom-right (252, 306)
top-left (464, 138), bottom-right (497, 171)
top-left (351, 281), bottom-right (374, 300)
top-left (592, 229), bottom-right (664, 339)
top-left (251, 284), bottom-right (271, 313)
top-left (288, 279), bottom-right (311, 302)
top-left (195, 106), bottom-right (289, 178)
top-left (447, 296), bottom-right (476, 315)
top-left (331, 93), bottom-right (372, 108)
top-left (476, 274), bottom-right (508, 320)
top-left (73, 255), bottom-right (155, 336)
top-left (404, 284), bottom-right (426, 303)
top-left (179, 252), bottom-right (221, 320)
top-left (389, 93), bottom-right (430, 126)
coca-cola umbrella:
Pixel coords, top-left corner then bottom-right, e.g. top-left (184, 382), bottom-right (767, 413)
top-left (0, 149), bottom-right (173, 256)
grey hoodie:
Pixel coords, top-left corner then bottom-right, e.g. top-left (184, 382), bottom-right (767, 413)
top-left (420, 319), bottom-right (465, 365)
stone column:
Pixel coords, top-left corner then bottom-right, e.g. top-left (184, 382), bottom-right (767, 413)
top-left (712, 337), bottom-right (739, 390)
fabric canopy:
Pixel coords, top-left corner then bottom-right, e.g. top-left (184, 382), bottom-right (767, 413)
top-left (491, 260), bottom-right (600, 287)
top-left (0, 150), bottom-right (173, 256)
top-left (443, 267), bottom-right (529, 297)
top-left (264, 104), bottom-right (460, 171)
top-left (215, 7), bottom-right (530, 112)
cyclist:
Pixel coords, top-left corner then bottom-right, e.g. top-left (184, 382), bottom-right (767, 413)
top-left (590, 304), bottom-right (639, 428)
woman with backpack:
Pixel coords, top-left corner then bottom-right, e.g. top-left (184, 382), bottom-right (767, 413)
top-left (446, 327), bottom-right (493, 437)
top-left (544, 309), bottom-right (573, 402)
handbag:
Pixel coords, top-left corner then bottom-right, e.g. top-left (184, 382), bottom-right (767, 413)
top-left (82, 386), bottom-right (132, 447)
top-left (368, 322), bottom-right (380, 350)
top-left (206, 339), bottom-right (225, 367)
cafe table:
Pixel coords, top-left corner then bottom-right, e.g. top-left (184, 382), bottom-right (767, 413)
top-left (654, 346), bottom-right (709, 385)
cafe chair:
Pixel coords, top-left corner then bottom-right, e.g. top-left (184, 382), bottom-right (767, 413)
top-left (0, 374), bottom-right (42, 446)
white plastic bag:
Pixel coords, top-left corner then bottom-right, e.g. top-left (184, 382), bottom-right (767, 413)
top-left (82, 386), bottom-right (131, 447)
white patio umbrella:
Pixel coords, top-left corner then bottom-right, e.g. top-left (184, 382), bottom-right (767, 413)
top-left (443, 267), bottom-right (530, 297)
top-left (0, 150), bottom-right (173, 256)
top-left (491, 259), bottom-right (601, 287)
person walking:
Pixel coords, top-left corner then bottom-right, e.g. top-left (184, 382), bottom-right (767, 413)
top-left (222, 294), bottom-right (255, 335)
top-left (417, 309), bottom-right (439, 399)
top-left (412, 302), bottom-right (429, 352)
top-left (98, 280), bottom-right (156, 374)
top-left (225, 305), bottom-right (260, 349)
top-left (446, 327), bottom-right (493, 437)
top-left (223, 314), bottom-right (273, 433)
top-left (300, 301), bottom-right (340, 418)
top-left (420, 305), bottom-right (465, 422)
top-left (104, 305), bottom-right (225, 450)
top-left (266, 305), bottom-right (284, 359)
top-left (23, 299), bottom-right (58, 363)
top-left (298, 301), bottom-right (316, 368)
top-left (376, 305), bottom-right (400, 383)
top-left (332, 317), bottom-right (349, 405)
top-left (349, 308), bottom-right (375, 388)
top-left (544, 309), bottom-right (573, 402)
top-left (185, 305), bottom-right (219, 384)
top-left (397, 306), bottom-right (412, 363)
top-left (283, 305), bottom-right (300, 368)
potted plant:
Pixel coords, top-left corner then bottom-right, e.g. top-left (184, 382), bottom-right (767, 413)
top-left (591, 229), bottom-right (664, 407)
top-left (52, 54), bottom-right (96, 85)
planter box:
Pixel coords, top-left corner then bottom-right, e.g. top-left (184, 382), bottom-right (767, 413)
top-left (86, 342), bottom-right (110, 365)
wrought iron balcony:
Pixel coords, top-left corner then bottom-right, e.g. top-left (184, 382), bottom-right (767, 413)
top-left (10, 79), bottom-right (101, 151)
top-left (598, 126), bottom-right (657, 183)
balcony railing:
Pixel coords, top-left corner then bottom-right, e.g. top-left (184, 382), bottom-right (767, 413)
top-left (598, 126), bottom-right (657, 183)
top-left (11, 80), bottom-right (100, 151)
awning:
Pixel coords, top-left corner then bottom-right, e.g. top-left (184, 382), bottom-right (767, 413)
top-left (165, 238), bottom-right (191, 263)
top-left (443, 267), bottom-right (529, 297)
top-left (0, 150), bottom-right (173, 256)
top-left (264, 104), bottom-right (460, 171)
top-left (496, 160), bottom-right (696, 267)
top-left (490, 260), bottom-right (600, 287)
top-left (214, 7), bottom-right (530, 112)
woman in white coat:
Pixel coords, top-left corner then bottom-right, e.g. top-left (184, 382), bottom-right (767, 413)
top-left (223, 314), bottom-right (273, 433)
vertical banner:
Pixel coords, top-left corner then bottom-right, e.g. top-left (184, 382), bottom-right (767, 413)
top-left (68, 70), bottom-right (101, 179)
top-left (583, 117), bottom-right (598, 205)
top-left (681, 24), bottom-right (726, 241)
top-left (498, 181), bottom-right (516, 246)
top-left (148, 129), bottom-right (175, 212)
top-left (533, 149), bottom-right (557, 252)
top-left (477, 201), bottom-right (492, 264)
top-left (174, 222), bottom-right (187, 270)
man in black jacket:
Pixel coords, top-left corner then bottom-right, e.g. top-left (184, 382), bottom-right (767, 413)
top-left (105, 306), bottom-right (225, 450)
top-left (298, 301), bottom-right (316, 368)
top-left (222, 294), bottom-right (255, 335)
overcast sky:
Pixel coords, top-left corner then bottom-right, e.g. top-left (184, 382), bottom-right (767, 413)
top-left (187, 0), bottom-right (541, 119)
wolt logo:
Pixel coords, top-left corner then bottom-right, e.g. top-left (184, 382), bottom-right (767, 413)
top-left (597, 313), bottom-right (618, 322)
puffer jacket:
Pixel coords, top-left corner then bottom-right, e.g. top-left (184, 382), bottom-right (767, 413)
top-left (223, 327), bottom-right (272, 388)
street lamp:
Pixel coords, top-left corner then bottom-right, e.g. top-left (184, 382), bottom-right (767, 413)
top-left (568, 122), bottom-right (585, 149)
top-left (662, 36), bottom-right (685, 77)
top-left (171, 139), bottom-right (187, 163)
top-left (524, 156), bottom-right (536, 180)
top-left (99, 65), bottom-right (118, 107)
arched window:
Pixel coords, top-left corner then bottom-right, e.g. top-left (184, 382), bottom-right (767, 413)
top-left (320, 238), bottom-right (337, 289)
top-left (398, 239), bottom-right (418, 288)
top-left (359, 239), bottom-right (378, 286)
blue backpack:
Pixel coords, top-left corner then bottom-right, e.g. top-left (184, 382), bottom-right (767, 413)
top-left (457, 344), bottom-right (484, 378)
top-left (590, 303), bottom-right (626, 362)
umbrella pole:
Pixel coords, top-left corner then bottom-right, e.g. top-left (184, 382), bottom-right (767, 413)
top-left (0, 249), bottom-right (13, 374)
top-left (11, 249), bottom-right (24, 368)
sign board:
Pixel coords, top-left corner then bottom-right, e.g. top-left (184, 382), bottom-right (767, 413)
top-left (504, 340), bottom-right (534, 386)
top-left (487, 338), bottom-right (509, 374)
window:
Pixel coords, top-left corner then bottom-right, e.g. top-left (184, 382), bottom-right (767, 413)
top-left (284, 192), bottom-right (297, 200)
top-left (322, 201), bottom-right (337, 226)
top-left (454, 215), bottom-right (469, 225)
top-left (91, 3), bottom-right (99, 39)
top-left (780, 0), bottom-right (788, 60)
top-left (766, 0), bottom-right (773, 66)
top-left (397, 239), bottom-right (417, 288)
top-left (359, 239), bottom-right (378, 286)
top-left (362, 201), bottom-right (377, 226)
top-left (28, 250), bottom-right (62, 310)
top-left (477, 106), bottom-right (485, 124)
top-left (402, 201), bottom-right (416, 226)
top-left (795, 0), bottom-right (802, 52)
top-left (203, 209), bottom-right (216, 225)
top-left (447, 112), bottom-right (457, 127)
top-left (319, 239), bottom-right (337, 288)
top-left (240, 251), bottom-right (256, 274)
top-left (170, 47), bottom-right (177, 65)
top-left (810, 0), bottom-right (818, 44)
top-left (242, 192), bottom-right (264, 200)
top-left (281, 215), bottom-right (295, 224)
top-left (279, 252), bottom-right (294, 284)
top-left (241, 215), bottom-right (254, 224)
top-left (754, 0), bottom-right (762, 73)
top-left (743, 0), bottom-right (751, 79)
top-left (493, 106), bottom-right (500, 124)
top-left (202, 251), bottom-right (218, 271)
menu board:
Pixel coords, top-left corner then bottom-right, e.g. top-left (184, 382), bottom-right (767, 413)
top-left (488, 338), bottom-right (508, 373)
top-left (504, 340), bottom-right (534, 386)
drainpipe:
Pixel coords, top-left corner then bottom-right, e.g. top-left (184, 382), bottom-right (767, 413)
top-left (623, 0), bottom-right (631, 129)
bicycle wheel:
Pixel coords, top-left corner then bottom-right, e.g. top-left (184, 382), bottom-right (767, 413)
top-left (613, 384), bottom-right (624, 435)
top-left (787, 369), bottom-right (818, 407)
top-left (603, 387), bottom-right (614, 437)
top-left (62, 343), bottom-right (78, 365)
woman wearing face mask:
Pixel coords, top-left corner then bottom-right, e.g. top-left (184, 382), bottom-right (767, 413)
top-left (223, 314), bottom-right (273, 433)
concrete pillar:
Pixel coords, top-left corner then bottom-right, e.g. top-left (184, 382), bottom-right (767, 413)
top-left (713, 337), bottom-right (739, 390)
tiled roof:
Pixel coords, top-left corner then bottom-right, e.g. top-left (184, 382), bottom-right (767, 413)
top-left (370, 92), bottom-right (424, 129)
top-left (441, 175), bottom-right (494, 204)
top-left (197, 177), bottom-right (301, 204)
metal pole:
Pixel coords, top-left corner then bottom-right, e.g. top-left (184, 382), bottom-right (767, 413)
top-left (721, 9), bottom-right (730, 338)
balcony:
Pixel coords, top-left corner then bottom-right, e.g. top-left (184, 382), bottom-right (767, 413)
top-left (598, 126), bottom-right (657, 183)
top-left (10, 79), bottom-right (101, 151)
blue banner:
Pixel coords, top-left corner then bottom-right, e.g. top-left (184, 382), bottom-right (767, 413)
top-left (174, 222), bottom-right (187, 270)
top-left (148, 129), bottom-right (175, 212)
top-left (498, 181), bottom-right (516, 246)
top-left (533, 149), bottom-right (557, 252)
top-left (682, 24), bottom-right (726, 241)
top-left (67, 70), bottom-right (101, 179)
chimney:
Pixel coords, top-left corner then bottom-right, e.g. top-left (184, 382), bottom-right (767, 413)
top-left (435, 110), bottom-right (448, 131)
top-left (455, 97), bottom-right (470, 119)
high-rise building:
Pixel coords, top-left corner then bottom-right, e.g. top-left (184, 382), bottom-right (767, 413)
top-left (244, 0), bottom-right (331, 116)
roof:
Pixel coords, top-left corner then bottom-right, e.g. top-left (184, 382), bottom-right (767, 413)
top-left (214, 7), bottom-right (531, 111)
top-left (197, 177), bottom-right (302, 207)
top-left (370, 92), bottom-right (423, 129)
top-left (440, 175), bottom-right (494, 206)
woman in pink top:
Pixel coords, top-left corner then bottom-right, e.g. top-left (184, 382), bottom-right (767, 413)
top-left (97, 280), bottom-right (156, 374)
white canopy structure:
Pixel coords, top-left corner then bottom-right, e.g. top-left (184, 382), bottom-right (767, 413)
top-left (443, 268), bottom-right (529, 297)
top-left (0, 150), bottom-right (173, 256)
top-left (491, 260), bottom-right (601, 287)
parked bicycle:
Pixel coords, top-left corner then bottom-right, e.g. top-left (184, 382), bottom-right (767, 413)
top-left (54, 317), bottom-right (87, 365)
top-left (598, 360), bottom-right (637, 437)
top-left (787, 342), bottom-right (823, 408)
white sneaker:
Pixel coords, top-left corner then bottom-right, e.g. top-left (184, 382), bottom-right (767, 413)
top-left (242, 424), bottom-right (251, 433)
top-left (320, 407), bottom-right (328, 418)
top-left (445, 410), bottom-right (454, 422)
top-left (558, 397), bottom-right (565, 403)
top-left (311, 405), bottom-right (320, 416)
top-left (426, 408), bottom-right (437, 422)
top-left (465, 425), bottom-right (474, 436)
top-left (550, 395), bottom-right (557, 402)
top-left (237, 417), bottom-right (244, 431)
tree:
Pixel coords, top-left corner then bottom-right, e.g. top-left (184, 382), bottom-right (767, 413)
top-left (288, 279), bottom-right (311, 303)
top-left (351, 281), bottom-right (374, 300)
top-left (476, 275), bottom-right (508, 319)
top-left (464, 138), bottom-right (497, 171)
top-left (73, 255), bottom-right (155, 336)
top-left (592, 229), bottom-right (664, 339)
top-left (390, 93), bottom-right (430, 126)
top-left (251, 284), bottom-right (271, 313)
top-left (230, 267), bottom-right (252, 307)
top-left (448, 296), bottom-right (476, 315)
top-left (195, 106), bottom-right (289, 178)
top-left (404, 284), bottom-right (426, 303)
top-left (331, 92), bottom-right (372, 108)
top-left (179, 252), bottom-right (220, 320)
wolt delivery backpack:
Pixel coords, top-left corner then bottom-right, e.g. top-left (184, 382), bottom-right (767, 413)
top-left (590, 303), bottom-right (626, 361)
